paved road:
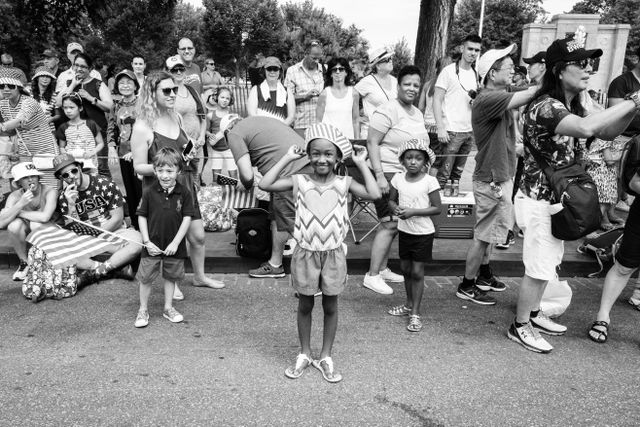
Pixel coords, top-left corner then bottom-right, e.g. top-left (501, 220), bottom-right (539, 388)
top-left (0, 271), bottom-right (638, 426)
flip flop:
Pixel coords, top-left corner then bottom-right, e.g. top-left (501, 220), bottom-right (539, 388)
top-left (312, 357), bottom-right (343, 383)
top-left (284, 354), bottom-right (312, 379)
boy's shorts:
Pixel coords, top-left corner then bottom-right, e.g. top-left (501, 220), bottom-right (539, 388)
top-left (399, 231), bottom-right (434, 263)
top-left (290, 245), bottom-right (347, 296)
top-left (473, 179), bottom-right (514, 244)
top-left (270, 190), bottom-right (296, 233)
top-left (135, 256), bottom-right (185, 284)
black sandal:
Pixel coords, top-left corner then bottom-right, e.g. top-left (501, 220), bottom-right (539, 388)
top-left (588, 320), bottom-right (609, 343)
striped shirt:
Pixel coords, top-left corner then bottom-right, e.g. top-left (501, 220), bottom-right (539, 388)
top-left (284, 61), bottom-right (324, 130)
top-left (56, 120), bottom-right (101, 167)
top-left (0, 95), bottom-right (57, 157)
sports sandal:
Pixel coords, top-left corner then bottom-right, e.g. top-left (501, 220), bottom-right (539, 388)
top-left (588, 320), bottom-right (609, 343)
top-left (312, 357), bottom-right (343, 383)
top-left (387, 305), bottom-right (411, 316)
top-left (284, 354), bottom-right (312, 379)
top-left (407, 314), bottom-right (423, 332)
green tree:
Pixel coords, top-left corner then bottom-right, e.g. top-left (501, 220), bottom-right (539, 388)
top-left (569, 0), bottom-right (611, 14)
top-left (391, 37), bottom-right (413, 73)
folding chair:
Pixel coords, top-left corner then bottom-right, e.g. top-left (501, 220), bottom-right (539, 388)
top-left (347, 196), bottom-right (381, 244)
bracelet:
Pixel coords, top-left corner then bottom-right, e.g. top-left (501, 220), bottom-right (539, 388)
top-left (625, 91), bottom-right (640, 109)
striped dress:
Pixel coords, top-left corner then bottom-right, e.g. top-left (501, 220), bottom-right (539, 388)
top-left (0, 95), bottom-right (59, 188)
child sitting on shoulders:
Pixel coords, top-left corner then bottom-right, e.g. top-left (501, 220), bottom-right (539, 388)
top-left (134, 147), bottom-right (194, 328)
top-left (387, 139), bottom-right (441, 332)
top-left (259, 123), bottom-right (380, 383)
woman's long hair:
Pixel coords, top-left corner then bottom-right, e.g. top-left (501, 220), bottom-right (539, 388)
top-left (31, 76), bottom-right (55, 103)
top-left (137, 70), bottom-right (174, 127)
top-left (324, 57), bottom-right (353, 87)
top-left (527, 61), bottom-right (585, 117)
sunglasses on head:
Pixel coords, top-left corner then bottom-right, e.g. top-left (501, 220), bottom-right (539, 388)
top-left (0, 84), bottom-right (17, 90)
top-left (331, 66), bottom-right (346, 73)
top-left (566, 58), bottom-right (594, 69)
top-left (62, 92), bottom-right (82, 101)
top-left (265, 66), bottom-right (280, 72)
top-left (160, 86), bottom-right (179, 96)
top-left (61, 168), bottom-right (79, 179)
top-left (170, 67), bottom-right (186, 74)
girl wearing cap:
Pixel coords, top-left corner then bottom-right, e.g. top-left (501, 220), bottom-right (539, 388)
top-left (259, 123), bottom-right (380, 383)
top-left (132, 71), bottom-right (225, 293)
top-left (0, 73), bottom-right (60, 188)
top-left (355, 48), bottom-right (397, 138)
top-left (30, 66), bottom-right (60, 126)
top-left (316, 57), bottom-right (360, 139)
top-left (107, 69), bottom-right (142, 229)
top-left (205, 87), bottom-right (237, 182)
top-left (387, 139), bottom-right (441, 332)
top-left (247, 56), bottom-right (295, 126)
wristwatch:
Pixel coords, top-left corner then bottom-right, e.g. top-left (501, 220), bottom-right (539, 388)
top-left (92, 97), bottom-right (98, 105)
top-left (625, 91), bottom-right (640, 109)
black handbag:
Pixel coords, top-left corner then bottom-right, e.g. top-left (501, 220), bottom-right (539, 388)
top-left (525, 141), bottom-right (601, 241)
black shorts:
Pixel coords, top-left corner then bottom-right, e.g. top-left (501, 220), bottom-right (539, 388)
top-left (398, 231), bottom-right (434, 263)
top-left (615, 198), bottom-right (640, 269)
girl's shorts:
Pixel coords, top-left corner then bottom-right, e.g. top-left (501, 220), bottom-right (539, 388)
top-left (210, 149), bottom-right (237, 171)
top-left (290, 245), bottom-right (347, 296)
top-left (399, 231), bottom-right (434, 263)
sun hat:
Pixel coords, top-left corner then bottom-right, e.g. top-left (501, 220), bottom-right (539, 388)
top-left (477, 44), bottom-right (517, 81)
top-left (263, 57), bottom-right (282, 68)
top-left (369, 48), bottom-right (393, 66)
top-left (398, 138), bottom-right (436, 166)
top-left (304, 123), bottom-right (353, 160)
top-left (0, 75), bottom-right (23, 88)
top-left (32, 66), bottom-right (56, 81)
top-left (52, 153), bottom-right (82, 178)
top-left (219, 114), bottom-right (241, 134)
top-left (523, 51), bottom-right (546, 65)
top-left (11, 162), bottom-right (43, 182)
top-left (545, 26), bottom-right (602, 67)
top-left (67, 42), bottom-right (83, 55)
top-left (165, 55), bottom-right (185, 70)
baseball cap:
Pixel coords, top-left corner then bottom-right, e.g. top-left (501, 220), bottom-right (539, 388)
top-left (514, 65), bottom-right (528, 77)
top-left (477, 44), bottom-right (517, 81)
top-left (41, 48), bottom-right (59, 58)
top-left (67, 42), bottom-right (84, 55)
top-left (523, 51), bottom-right (546, 65)
top-left (545, 27), bottom-right (602, 67)
top-left (11, 162), bottom-right (43, 182)
top-left (165, 55), bottom-right (185, 70)
top-left (398, 138), bottom-right (436, 166)
top-left (219, 114), bottom-right (241, 134)
top-left (263, 57), bottom-right (282, 68)
top-left (113, 69), bottom-right (140, 94)
top-left (369, 48), bottom-right (393, 66)
top-left (304, 123), bottom-right (353, 160)
top-left (53, 153), bottom-right (82, 178)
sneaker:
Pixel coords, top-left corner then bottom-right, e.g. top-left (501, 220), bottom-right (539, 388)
top-left (629, 292), bottom-right (640, 311)
top-left (379, 267), bottom-right (404, 283)
top-left (507, 322), bottom-right (553, 353)
top-left (495, 230), bottom-right (515, 250)
top-left (163, 307), bottom-right (184, 323)
top-left (13, 261), bottom-right (28, 281)
top-left (363, 273), bottom-right (393, 295)
top-left (475, 274), bottom-right (507, 292)
top-left (456, 284), bottom-right (496, 305)
top-left (530, 311), bottom-right (567, 336)
top-left (134, 310), bottom-right (149, 328)
top-left (249, 262), bottom-right (285, 278)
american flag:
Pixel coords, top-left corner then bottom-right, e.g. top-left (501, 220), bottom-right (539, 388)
top-left (221, 185), bottom-right (258, 209)
top-left (26, 223), bottom-right (126, 268)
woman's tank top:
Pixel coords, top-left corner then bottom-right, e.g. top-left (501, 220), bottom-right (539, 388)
top-left (144, 128), bottom-right (195, 190)
top-left (256, 88), bottom-right (288, 123)
top-left (322, 87), bottom-right (354, 139)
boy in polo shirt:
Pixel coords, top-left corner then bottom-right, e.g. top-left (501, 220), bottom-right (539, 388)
top-left (135, 147), bottom-right (194, 328)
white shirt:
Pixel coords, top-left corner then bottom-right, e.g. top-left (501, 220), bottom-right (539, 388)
top-left (55, 68), bottom-right (103, 93)
top-left (355, 74), bottom-right (397, 121)
top-left (435, 62), bottom-right (477, 132)
top-left (390, 172), bottom-right (440, 235)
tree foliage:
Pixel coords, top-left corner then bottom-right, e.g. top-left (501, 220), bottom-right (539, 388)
top-left (391, 38), bottom-right (414, 73)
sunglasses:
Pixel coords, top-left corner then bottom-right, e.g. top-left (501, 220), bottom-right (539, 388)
top-left (331, 66), bottom-right (346, 73)
top-left (61, 168), bottom-right (79, 179)
top-left (206, 62), bottom-right (215, 65)
top-left (170, 67), bottom-right (186, 74)
top-left (265, 66), bottom-right (280, 72)
top-left (377, 57), bottom-right (392, 64)
top-left (566, 59), bottom-right (594, 69)
top-left (178, 47), bottom-right (194, 51)
top-left (0, 84), bottom-right (17, 90)
top-left (160, 86), bottom-right (179, 96)
top-left (62, 92), bottom-right (82, 101)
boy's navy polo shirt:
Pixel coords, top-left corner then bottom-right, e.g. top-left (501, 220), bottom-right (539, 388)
top-left (136, 180), bottom-right (195, 259)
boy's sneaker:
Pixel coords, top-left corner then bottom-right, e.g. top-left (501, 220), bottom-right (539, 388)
top-left (495, 230), bottom-right (515, 250)
top-left (13, 261), bottom-right (28, 281)
top-left (475, 274), bottom-right (507, 292)
top-left (163, 307), bottom-right (184, 323)
top-left (629, 294), bottom-right (640, 311)
top-left (530, 311), bottom-right (567, 336)
top-left (507, 322), bottom-right (553, 353)
top-left (456, 283), bottom-right (496, 305)
top-left (363, 273), bottom-right (393, 295)
top-left (134, 310), bottom-right (149, 328)
top-left (379, 267), bottom-right (404, 283)
top-left (249, 262), bottom-right (285, 278)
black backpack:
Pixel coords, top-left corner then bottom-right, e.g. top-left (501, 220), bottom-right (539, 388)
top-left (235, 208), bottom-right (272, 260)
top-left (618, 134), bottom-right (640, 197)
top-left (577, 227), bottom-right (624, 277)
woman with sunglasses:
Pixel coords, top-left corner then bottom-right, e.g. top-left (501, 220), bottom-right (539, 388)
top-left (131, 71), bottom-right (226, 295)
top-left (30, 66), bottom-right (60, 128)
top-left (316, 57), bottom-right (360, 139)
top-left (247, 56), bottom-right (295, 126)
top-left (165, 55), bottom-right (206, 186)
top-left (56, 52), bottom-right (114, 178)
top-left (508, 31), bottom-right (640, 353)
top-left (355, 48), bottom-right (397, 138)
top-left (201, 58), bottom-right (223, 93)
top-left (0, 72), bottom-right (59, 188)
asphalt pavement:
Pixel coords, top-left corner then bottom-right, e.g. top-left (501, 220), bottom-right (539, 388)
top-left (0, 270), bottom-right (639, 426)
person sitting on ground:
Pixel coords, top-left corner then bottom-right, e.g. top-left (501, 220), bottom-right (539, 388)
top-left (259, 123), bottom-right (380, 383)
top-left (53, 153), bottom-right (142, 283)
top-left (387, 139), bottom-right (441, 332)
top-left (134, 147), bottom-right (194, 328)
top-left (0, 162), bottom-right (59, 281)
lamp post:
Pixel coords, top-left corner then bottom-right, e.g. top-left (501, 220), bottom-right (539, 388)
top-left (478, 0), bottom-right (486, 37)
